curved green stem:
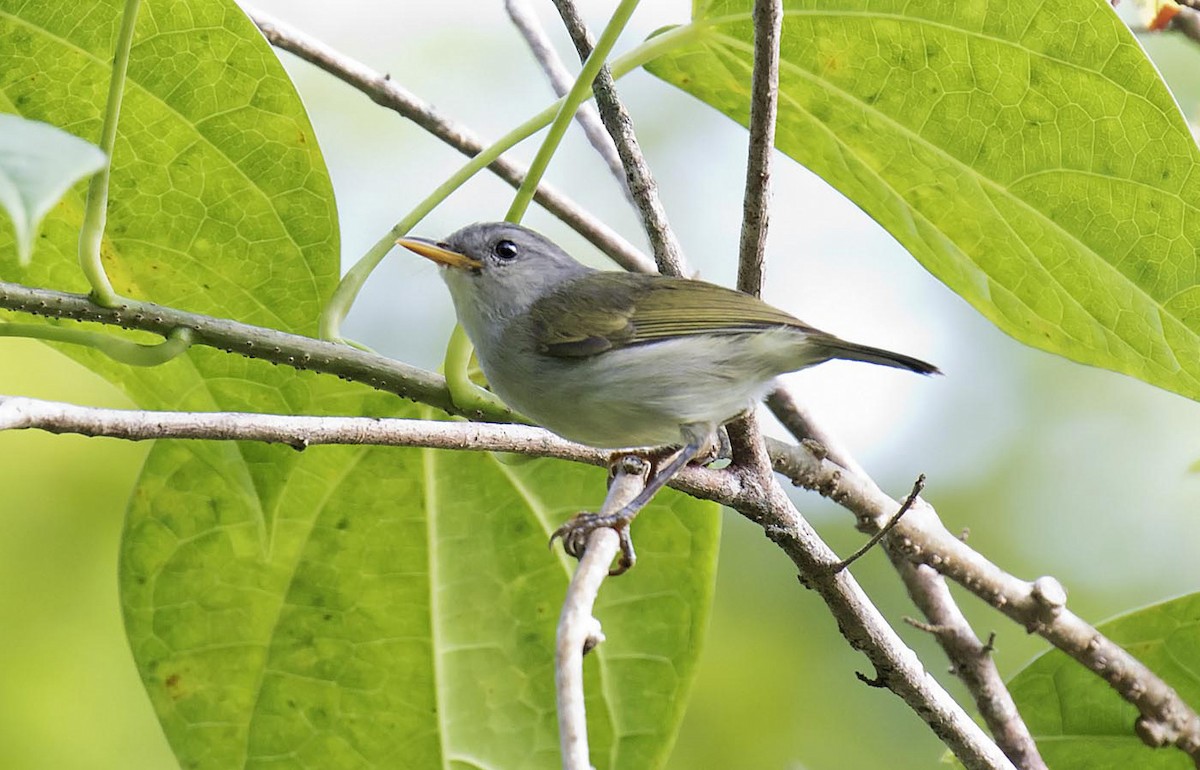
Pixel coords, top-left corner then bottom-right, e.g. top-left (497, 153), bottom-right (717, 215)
top-left (442, 324), bottom-right (521, 420)
top-left (317, 20), bottom-right (703, 342)
top-left (318, 105), bottom-right (559, 341)
top-left (0, 324), bottom-right (192, 366)
top-left (78, 0), bottom-right (142, 307)
top-left (505, 0), bottom-right (641, 224)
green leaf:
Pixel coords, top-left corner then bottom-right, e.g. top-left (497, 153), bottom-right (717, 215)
top-left (124, 404), bottom-right (719, 768)
top-left (646, 0), bottom-right (1200, 401)
top-left (1008, 593), bottom-right (1200, 769)
top-left (1, 1), bottom-right (721, 767)
top-left (0, 114), bottom-right (106, 266)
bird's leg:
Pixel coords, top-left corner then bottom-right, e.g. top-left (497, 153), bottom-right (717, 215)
top-left (550, 425), bottom-right (708, 575)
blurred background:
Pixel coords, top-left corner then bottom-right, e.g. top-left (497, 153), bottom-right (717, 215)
top-left (2, 1), bottom-right (1199, 768)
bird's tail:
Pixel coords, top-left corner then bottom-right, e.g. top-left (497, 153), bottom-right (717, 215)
top-left (813, 336), bottom-right (941, 375)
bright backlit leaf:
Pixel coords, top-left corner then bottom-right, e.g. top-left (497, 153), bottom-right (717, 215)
top-left (647, 0), bottom-right (1200, 401)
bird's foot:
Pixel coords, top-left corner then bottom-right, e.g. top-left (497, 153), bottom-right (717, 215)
top-left (550, 510), bottom-right (637, 576)
top-left (697, 426), bottom-right (732, 468)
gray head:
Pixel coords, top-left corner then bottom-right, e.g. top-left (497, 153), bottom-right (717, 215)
top-left (398, 222), bottom-right (592, 326)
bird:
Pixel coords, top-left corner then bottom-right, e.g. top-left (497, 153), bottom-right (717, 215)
top-left (399, 221), bottom-right (938, 570)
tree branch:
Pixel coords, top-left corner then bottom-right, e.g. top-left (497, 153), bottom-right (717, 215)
top-left (766, 388), bottom-right (1047, 768)
top-left (248, 8), bottom-right (656, 275)
top-left (726, 0), bottom-right (783, 462)
top-left (736, 0), bottom-right (782, 297)
top-left (725, 413), bottom-right (1014, 770)
top-left (549, 0), bottom-right (689, 277)
top-left (0, 394), bottom-right (580, 455)
top-left (896, 560), bottom-right (1047, 770)
top-left (555, 455), bottom-right (649, 770)
top-left (0, 393), bottom-right (743, 504)
top-left (0, 280), bottom-right (465, 420)
top-left (503, 0), bottom-right (630, 195)
top-left (0, 384), bottom-right (1013, 768)
top-left (768, 436), bottom-right (1200, 762)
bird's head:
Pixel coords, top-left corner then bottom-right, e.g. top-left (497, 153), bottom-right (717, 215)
top-left (398, 221), bottom-right (590, 325)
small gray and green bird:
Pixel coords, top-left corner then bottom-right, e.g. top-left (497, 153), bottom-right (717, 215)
top-left (400, 222), bottom-right (938, 568)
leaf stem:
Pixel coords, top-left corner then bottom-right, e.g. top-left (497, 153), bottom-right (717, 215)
top-left (443, 323), bottom-right (516, 418)
top-left (78, 0), bottom-right (142, 307)
top-left (0, 323), bottom-right (192, 366)
top-left (317, 103), bottom-right (561, 341)
top-left (317, 19), bottom-right (702, 341)
top-left (505, 0), bottom-right (642, 224)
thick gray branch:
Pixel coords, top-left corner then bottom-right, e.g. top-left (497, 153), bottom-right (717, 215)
top-left (727, 414), bottom-right (1013, 770)
top-left (768, 388), bottom-right (1045, 767)
top-left (769, 436), bottom-right (1200, 762)
top-left (249, 9), bottom-right (655, 274)
top-left (549, 0), bottom-right (688, 276)
top-left (0, 280), bottom-right (466, 417)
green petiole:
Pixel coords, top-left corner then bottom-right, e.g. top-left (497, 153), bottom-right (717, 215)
top-left (78, 0), bottom-right (142, 307)
top-left (0, 324), bottom-right (193, 366)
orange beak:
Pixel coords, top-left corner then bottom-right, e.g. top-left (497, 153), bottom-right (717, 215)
top-left (396, 237), bottom-right (483, 270)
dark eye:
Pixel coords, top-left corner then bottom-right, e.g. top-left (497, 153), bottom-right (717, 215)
top-left (493, 239), bottom-right (518, 261)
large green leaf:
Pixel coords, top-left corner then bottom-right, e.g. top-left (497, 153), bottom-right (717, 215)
top-left (124, 405), bottom-right (718, 769)
top-left (646, 0), bottom-right (1200, 400)
top-left (0, 1), bottom-right (720, 767)
top-left (1008, 593), bottom-right (1200, 769)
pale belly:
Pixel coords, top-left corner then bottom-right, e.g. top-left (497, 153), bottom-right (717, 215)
top-left (480, 333), bottom-right (799, 448)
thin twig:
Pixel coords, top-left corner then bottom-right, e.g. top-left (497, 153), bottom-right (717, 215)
top-left (549, 0), bottom-right (689, 276)
top-left (725, 0), bottom-right (783, 461)
top-left (0, 395), bottom-right (589, 456)
top-left (0, 393), bottom-right (742, 503)
top-left (555, 456), bottom-right (649, 770)
top-left (248, 8), bottom-right (656, 274)
top-left (830, 474), bottom-right (923, 574)
top-left (896, 560), bottom-right (1047, 770)
top-left (504, 0), bottom-right (630, 194)
top-left (736, 0), bottom-right (782, 297)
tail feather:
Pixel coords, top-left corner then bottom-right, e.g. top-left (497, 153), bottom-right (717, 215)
top-left (815, 337), bottom-right (941, 375)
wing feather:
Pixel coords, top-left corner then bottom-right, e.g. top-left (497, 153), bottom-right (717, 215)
top-left (530, 272), bottom-right (817, 359)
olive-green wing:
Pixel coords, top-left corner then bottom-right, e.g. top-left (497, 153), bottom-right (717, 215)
top-left (530, 272), bottom-right (815, 358)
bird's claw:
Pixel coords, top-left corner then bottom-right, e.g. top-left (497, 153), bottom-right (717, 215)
top-left (549, 511), bottom-right (637, 575)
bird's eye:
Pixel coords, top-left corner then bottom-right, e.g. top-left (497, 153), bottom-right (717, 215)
top-left (493, 239), bottom-right (519, 261)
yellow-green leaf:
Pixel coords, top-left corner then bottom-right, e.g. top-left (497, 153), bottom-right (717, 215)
top-left (1008, 593), bottom-right (1200, 769)
top-left (646, 0), bottom-right (1200, 400)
